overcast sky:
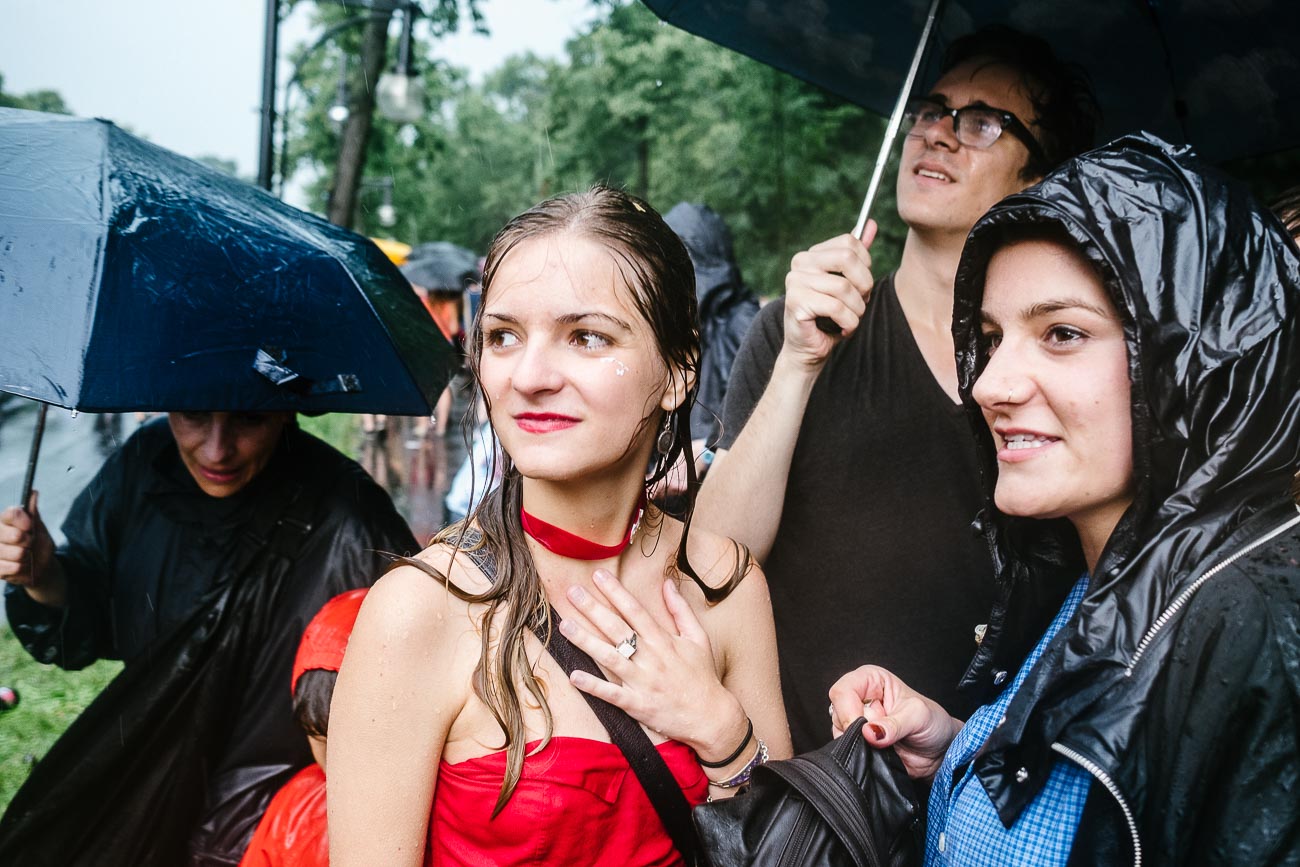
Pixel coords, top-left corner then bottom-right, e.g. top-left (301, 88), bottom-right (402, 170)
top-left (0, 0), bottom-right (598, 178)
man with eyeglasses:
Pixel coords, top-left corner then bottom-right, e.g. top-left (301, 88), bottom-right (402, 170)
top-left (695, 27), bottom-right (1100, 753)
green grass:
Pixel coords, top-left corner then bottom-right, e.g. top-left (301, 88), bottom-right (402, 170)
top-left (299, 413), bottom-right (362, 460)
top-left (0, 624), bottom-right (122, 812)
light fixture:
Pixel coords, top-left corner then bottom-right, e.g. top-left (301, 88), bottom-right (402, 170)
top-left (374, 3), bottom-right (425, 124)
top-left (328, 52), bottom-right (350, 127)
top-left (377, 184), bottom-right (397, 227)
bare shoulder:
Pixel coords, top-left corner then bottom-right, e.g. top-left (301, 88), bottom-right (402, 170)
top-left (357, 540), bottom-right (494, 645)
top-left (676, 522), bottom-right (770, 612)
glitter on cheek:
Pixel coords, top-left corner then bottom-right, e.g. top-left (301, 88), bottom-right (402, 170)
top-left (597, 357), bottom-right (631, 377)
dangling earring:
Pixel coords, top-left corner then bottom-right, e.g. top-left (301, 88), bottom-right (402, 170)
top-left (656, 413), bottom-right (675, 456)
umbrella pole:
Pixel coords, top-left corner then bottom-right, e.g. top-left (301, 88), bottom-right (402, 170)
top-left (19, 403), bottom-right (48, 511)
top-left (852, 0), bottom-right (947, 239)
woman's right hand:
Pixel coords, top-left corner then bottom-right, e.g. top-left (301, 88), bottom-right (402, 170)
top-left (0, 492), bottom-right (58, 598)
top-left (829, 664), bottom-right (963, 781)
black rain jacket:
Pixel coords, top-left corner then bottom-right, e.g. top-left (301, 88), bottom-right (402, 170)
top-left (1, 419), bottom-right (416, 865)
top-left (950, 134), bottom-right (1300, 865)
top-left (664, 202), bottom-right (760, 446)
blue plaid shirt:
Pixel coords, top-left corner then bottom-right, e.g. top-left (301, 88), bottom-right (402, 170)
top-left (925, 575), bottom-right (1092, 866)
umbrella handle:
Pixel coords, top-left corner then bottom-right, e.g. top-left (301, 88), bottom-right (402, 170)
top-left (19, 402), bottom-right (48, 511)
top-left (851, 0), bottom-right (947, 239)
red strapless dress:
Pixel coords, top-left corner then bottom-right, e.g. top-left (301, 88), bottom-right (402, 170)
top-left (426, 737), bottom-right (708, 866)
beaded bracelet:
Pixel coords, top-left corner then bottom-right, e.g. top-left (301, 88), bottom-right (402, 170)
top-left (698, 717), bottom-right (754, 769)
top-left (705, 737), bottom-right (768, 789)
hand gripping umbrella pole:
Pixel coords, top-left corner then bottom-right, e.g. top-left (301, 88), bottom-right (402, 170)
top-left (815, 0), bottom-right (945, 335)
top-left (852, 0), bottom-right (946, 239)
top-left (19, 403), bottom-right (48, 512)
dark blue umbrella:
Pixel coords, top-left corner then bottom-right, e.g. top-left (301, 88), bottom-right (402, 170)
top-left (642, 0), bottom-right (1300, 164)
top-left (0, 108), bottom-right (454, 416)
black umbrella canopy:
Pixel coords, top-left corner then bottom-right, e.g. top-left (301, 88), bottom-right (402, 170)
top-left (401, 241), bottom-right (480, 292)
top-left (0, 108), bottom-right (454, 414)
top-left (641, 0), bottom-right (1300, 162)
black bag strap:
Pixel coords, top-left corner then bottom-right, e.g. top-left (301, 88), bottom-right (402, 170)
top-left (533, 610), bottom-right (702, 865)
top-left (463, 537), bottom-right (701, 864)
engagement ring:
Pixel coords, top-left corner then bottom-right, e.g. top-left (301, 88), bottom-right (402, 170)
top-left (616, 633), bottom-right (638, 659)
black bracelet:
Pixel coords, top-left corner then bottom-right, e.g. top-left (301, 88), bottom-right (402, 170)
top-left (698, 717), bottom-right (754, 768)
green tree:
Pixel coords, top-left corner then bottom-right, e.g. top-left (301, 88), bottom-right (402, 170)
top-left (280, 0), bottom-right (484, 229)
top-left (543, 2), bottom-right (902, 292)
top-left (195, 154), bottom-right (240, 178)
top-left (284, 0), bottom-right (907, 283)
top-left (0, 73), bottom-right (71, 114)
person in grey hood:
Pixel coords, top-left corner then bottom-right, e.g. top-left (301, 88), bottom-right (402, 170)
top-left (663, 202), bottom-right (759, 460)
top-left (831, 133), bottom-right (1300, 864)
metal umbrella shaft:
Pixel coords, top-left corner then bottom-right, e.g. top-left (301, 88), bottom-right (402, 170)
top-left (852, 0), bottom-right (946, 239)
top-left (19, 402), bottom-right (48, 510)
top-left (814, 0), bottom-right (946, 335)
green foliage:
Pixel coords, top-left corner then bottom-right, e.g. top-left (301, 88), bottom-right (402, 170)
top-left (283, 0), bottom-right (903, 295)
top-left (299, 412), bottom-right (362, 459)
top-left (0, 72), bottom-right (71, 114)
top-left (195, 154), bottom-right (240, 177)
top-left (0, 626), bottom-right (122, 812)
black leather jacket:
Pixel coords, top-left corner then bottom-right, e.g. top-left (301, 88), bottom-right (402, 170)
top-left (949, 135), bottom-right (1300, 865)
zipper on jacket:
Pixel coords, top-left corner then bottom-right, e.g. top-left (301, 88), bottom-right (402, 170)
top-left (1050, 742), bottom-right (1141, 867)
top-left (1126, 506), bottom-right (1300, 674)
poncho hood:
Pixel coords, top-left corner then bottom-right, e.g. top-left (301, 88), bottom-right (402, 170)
top-left (956, 131), bottom-right (1300, 618)
top-left (950, 133), bottom-right (1300, 813)
top-left (664, 202), bottom-right (745, 313)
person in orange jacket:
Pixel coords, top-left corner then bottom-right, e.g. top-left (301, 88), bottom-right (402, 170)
top-left (239, 588), bottom-right (368, 867)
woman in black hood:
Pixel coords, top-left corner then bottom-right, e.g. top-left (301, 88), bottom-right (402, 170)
top-left (830, 133), bottom-right (1300, 865)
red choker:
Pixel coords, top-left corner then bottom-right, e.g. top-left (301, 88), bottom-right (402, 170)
top-left (521, 495), bottom-right (647, 561)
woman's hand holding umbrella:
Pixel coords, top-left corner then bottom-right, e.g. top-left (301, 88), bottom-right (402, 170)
top-left (0, 492), bottom-right (66, 608)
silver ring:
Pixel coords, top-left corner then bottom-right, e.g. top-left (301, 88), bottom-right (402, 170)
top-left (616, 633), bottom-right (638, 659)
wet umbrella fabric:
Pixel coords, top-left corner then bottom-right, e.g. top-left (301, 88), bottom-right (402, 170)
top-left (400, 241), bottom-right (479, 292)
top-left (0, 108), bottom-right (454, 414)
top-left (641, 0), bottom-right (1300, 163)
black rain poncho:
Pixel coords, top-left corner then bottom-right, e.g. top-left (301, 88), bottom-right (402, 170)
top-left (663, 203), bottom-right (760, 447)
top-left (950, 134), bottom-right (1300, 864)
top-left (0, 420), bottom-right (417, 865)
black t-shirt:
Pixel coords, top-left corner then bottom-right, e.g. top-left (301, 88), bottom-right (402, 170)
top-left (720, 275), bottom-right (995, 752)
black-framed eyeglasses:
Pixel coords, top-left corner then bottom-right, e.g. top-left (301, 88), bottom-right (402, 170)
top-left (903, 97), bottom-right (1046, 167)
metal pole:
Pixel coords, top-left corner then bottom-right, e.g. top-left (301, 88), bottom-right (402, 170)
top-left (19, 403), bottom-right (48, 511)
top-left (257, 0), bottom-right (281, 191)
top-left (396, 3), bottom-right (415, 74)
top-left (851, 0), bottom-right (947, 238)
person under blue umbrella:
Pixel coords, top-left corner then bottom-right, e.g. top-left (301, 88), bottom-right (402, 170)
top-left (0, 411), bottom-right (416, 866)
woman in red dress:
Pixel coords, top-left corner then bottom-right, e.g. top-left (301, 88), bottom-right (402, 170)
top-left (328, 187), bottom-right (792, 866)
